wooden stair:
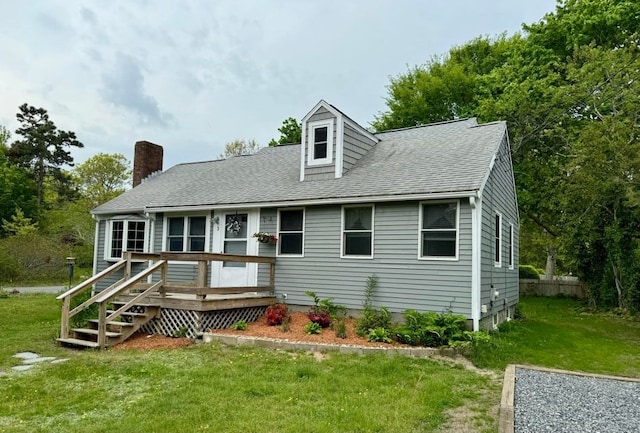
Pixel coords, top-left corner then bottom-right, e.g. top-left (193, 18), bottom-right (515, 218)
top-left (57, 301), bottom-right (161, 349)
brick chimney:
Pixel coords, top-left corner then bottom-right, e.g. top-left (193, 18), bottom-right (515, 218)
top-left (133, 141), bottom-right (163, 187)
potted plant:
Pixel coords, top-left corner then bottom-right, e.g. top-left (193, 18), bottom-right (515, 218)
top-left (252, 232), bottom-right (278, 244)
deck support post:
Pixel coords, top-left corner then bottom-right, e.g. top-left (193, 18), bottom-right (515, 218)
top-left (98, 302), bottom-right (107, 349)
top-left (60, 296), bottom-right (70, 339)
top-left (269, 262), bottom-right (275, 290)
top-left (196, 260), bottom-right (208, 300)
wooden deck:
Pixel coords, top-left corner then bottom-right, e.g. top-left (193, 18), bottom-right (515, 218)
top-left (56, 251), bottom-right (276, 348)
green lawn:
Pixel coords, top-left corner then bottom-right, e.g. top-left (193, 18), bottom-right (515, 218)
top-left (3, 294), bottom-right (639, 433)
top-left (469, 296), bottom-right (640, 377)
top-left (0, 293), bottom-right (498, 433)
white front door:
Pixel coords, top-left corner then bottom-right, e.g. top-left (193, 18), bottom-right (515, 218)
top-left (211, 210), bottom-right (258, 287)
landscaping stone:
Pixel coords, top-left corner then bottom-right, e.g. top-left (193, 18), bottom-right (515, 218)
top-left (23, 356), bottom-right (57, 364)
top-left (12, 365), bottom-right (34, 372)
top-left (14, 352), bottom-right (39, 360)
top-left (9, 352), bottom-right (67, 374)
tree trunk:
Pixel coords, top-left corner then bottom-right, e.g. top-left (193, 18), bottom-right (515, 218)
top-left (544, 245), bottom-right (557, 280)
top-left (612, 262), bottom-right (624, 309)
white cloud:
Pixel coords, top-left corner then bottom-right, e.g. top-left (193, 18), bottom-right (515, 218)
top-left (0, 0), bottom-right (558, 168)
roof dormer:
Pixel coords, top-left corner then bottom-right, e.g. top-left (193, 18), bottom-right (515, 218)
top-left (300, 100), bottom-right (378, 182)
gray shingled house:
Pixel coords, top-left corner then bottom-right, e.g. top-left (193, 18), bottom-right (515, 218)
top-left (88, 100), bottom-right (519, 334)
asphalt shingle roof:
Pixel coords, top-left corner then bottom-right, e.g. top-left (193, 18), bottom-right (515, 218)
top-left (93, 118), bottom-right (506, 214)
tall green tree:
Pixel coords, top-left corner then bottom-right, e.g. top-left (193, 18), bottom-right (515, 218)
top-left (74, 153), bottom-right (131, 209)
top-left (8, 104), bottom-right (83, 209)
top-left (373, 0), bottom-right (640, 308)
top-left (0, 125), bottom-right (37, 236)
top-left (269, 117), bottom-right (302, 146)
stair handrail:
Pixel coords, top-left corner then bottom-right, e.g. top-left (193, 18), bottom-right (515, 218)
top-left (94, 260), bottom-right (168, 348)
top-left (56, 259), bottom-right (126, 301)
top-left (57, 259), bottom-right (127, 341)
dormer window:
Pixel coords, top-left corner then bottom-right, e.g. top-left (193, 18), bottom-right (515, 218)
top-left (314, 127), bottom-right (328, 159)
top-left (307, 120), bottom-right (333, 166)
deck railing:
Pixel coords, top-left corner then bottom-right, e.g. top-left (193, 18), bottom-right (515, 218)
top-left (57, 251), bottom-right (276, 348)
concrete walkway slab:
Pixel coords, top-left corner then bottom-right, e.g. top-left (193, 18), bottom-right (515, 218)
top-left (14, 352), bottom-right (39, 359)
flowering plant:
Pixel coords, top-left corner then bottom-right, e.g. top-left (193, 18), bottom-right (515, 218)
top-left (252, 232), bottom-right (278, 244)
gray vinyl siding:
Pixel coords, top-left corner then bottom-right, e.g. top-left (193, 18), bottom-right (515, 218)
top-left (342, 123), bottom-right (376, 174)
top-left (272, 201), bottom-right (473, 317)
top-left (304, 108), bottom-right (337, 181)
top-left (479, 136), bottom-right (519, 320)
top-left (256, 208), bottom-right (277, 286)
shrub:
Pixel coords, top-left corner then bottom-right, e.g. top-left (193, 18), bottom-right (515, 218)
top-left (230, 320), bottom-right (248, 331)
top-left (333, 318), bottom-right (347, 339)
top-left (355, 275), bottom-right (393, 337)
top-left (307, 311), bottom-right (332, 328)
top-left (367, 327), bottom-right (392, 343)
top-left (304, 322), bottom-right (322, 335)
top-left (265, 303), bottom-right (288, 326)
top-left (394, 310), bottom-right (467, 347)
top-left (519, 265), bottom-right (540, 279)
top-left (305, 290), bottom-right (346, 328)
top-left (0, 234), bottom-right (72, 284)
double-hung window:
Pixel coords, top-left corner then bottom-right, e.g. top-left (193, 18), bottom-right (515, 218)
top-left (307, 120), bottom-right (333, 166)
top-left (166, 216), bottom-right (207, 252)
top-left (494, 212), bottom-right (502, 267)
top-left (106, 219), bottom-right (146, 260)
top-left (420, 201), bottom-right (458, 259)
top-left (278, 209), bottom-right (304, 256)
top-left (342, 205), bottom-right (373, 258)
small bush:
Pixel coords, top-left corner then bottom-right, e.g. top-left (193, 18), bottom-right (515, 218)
top-left (333, 318), bottom-right (347, 339)
top-left (230, 320), bottom-right (248, 331)
top-left (356, 275), bottom-right (394, 337)
top-left (305, 290), bottom-right (346, 328)
top-left (307, 311), bottom-right (332, 328)
top-left (367, 327), bottom-right (392, 343)
top-left (519, 265), bottom-right (540, 279)
top-left (304, 322), bottom-right (322, 335)
top-left (356, 307), bottom-right (392, 337)
top-left (280, 315), bottom-right (291, 333)
top-left (394, 310), bottom-right (467, 347)
top-left (265, 303), bottom-right (288, 326)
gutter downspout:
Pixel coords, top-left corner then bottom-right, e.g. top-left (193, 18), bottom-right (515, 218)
top-left (470, 194), bottom-right (482, 331)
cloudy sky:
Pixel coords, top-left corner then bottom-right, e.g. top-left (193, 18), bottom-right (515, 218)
top-left (0, 1), bottom-right (557, 169)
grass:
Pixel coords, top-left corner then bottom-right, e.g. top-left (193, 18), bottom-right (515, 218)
top-left (4, 294), bottom-right (639, 432)
top-left (468, 296), bottom-right (640, 377)
top-left (0, 293), bottom-right (499, 433)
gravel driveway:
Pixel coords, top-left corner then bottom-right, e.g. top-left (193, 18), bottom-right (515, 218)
top-left (514, 367), bottom-right (640, 433)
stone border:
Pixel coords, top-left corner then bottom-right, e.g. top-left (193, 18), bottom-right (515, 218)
top-left (202, 332), bottom-right (448, 358)
top-left (498, 364), bottom-right (640, 433)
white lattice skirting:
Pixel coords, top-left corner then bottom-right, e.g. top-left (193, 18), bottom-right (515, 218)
top-left (140, 307), bottom-right (266, 339)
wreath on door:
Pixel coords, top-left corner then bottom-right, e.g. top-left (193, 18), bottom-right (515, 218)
top-left (226, 215), bottom-right (242, 235)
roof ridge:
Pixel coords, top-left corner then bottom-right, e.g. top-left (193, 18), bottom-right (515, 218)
top-left (375, 117), bottom-right (476, 134)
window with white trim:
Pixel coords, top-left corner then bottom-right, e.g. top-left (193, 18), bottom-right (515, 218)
top-left (278, 209), bottom-right (304, 256)
top-left (420, 201), bottom-right (458, 259)
top-left (494, 212), bottom-right (502, 267)
top-left (106, 219), bottom-right (146, 260)
top-left (165, 216), bottom-right (207, 252)
top-left (342, 205), bottom-right (373, 258)
top-left (307, 120), bottom-right (333, 166)
top-left (508, 223), bottom-right (514, 269)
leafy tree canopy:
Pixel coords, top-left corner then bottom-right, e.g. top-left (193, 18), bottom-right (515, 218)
top-left (74, 153), bottom-right (131, 209)
top-left (218, 139), bottom-right (261, 159)
top-left (7, 104), bottom-right (83, 209)
top-left (269, 117), bottom-right (302, 146)
top-left (372, 0), bottom-right (640, 309)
